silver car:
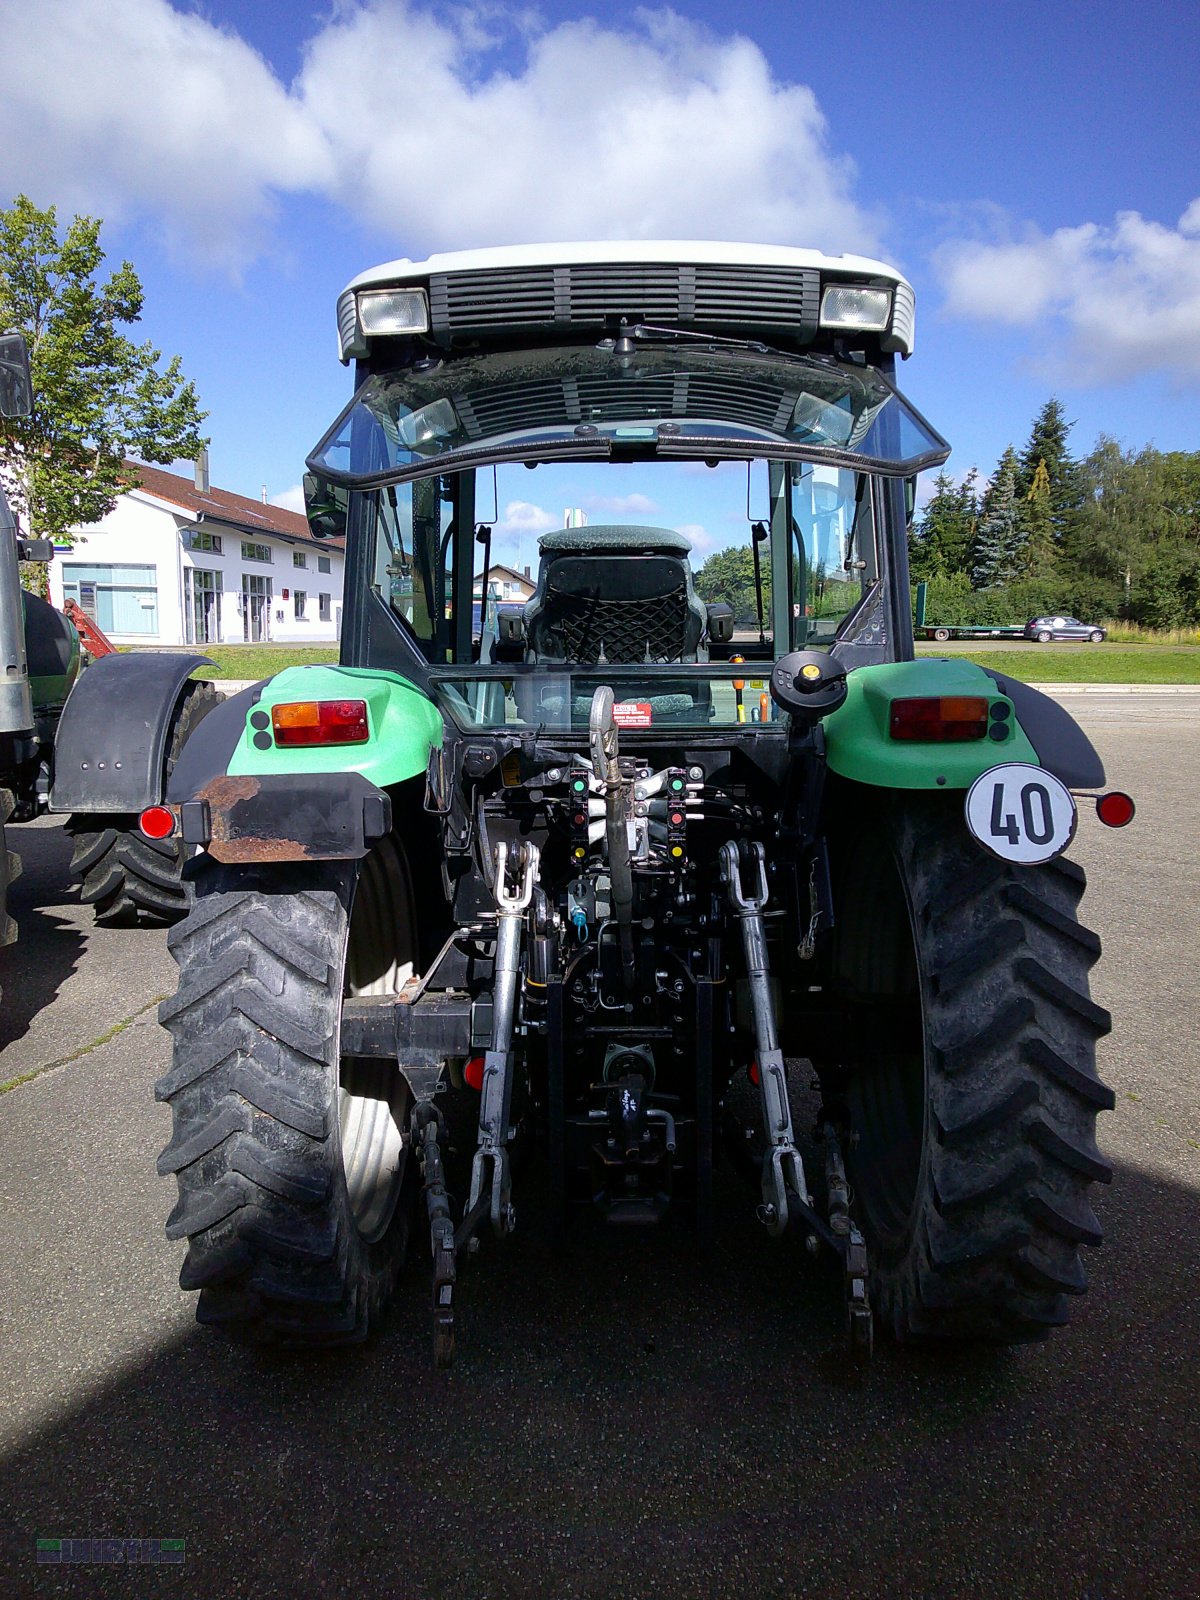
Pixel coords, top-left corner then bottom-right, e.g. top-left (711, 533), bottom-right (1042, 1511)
top-left (1024, 614), bottom-right (1107, 643)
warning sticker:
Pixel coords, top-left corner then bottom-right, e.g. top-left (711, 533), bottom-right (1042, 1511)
top-left (613, 701), bottom-right (653, 728)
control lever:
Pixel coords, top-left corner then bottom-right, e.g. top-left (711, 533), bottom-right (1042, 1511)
top-left (720, 839), bottom-right (810, 1236)
top-left (467, 838), bottom-right (539, 1236)
top-left (588, 686), bottom-right (636, 993)
top-left (768, 650), bottom-right (847, 723)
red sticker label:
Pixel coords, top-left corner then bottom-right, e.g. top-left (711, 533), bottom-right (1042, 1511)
top-left (612, 701), bottom-right (653, 728)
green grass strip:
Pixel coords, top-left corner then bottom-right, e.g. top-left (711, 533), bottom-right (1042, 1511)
top-left (944, 648), bottom-right (1200, 684)
top-left (188, 644), bottom-right (339, 680)
top-left (0, 994), bottom-right (168, 1095)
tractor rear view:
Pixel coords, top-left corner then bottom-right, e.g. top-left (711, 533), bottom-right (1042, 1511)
top-left (152, 243), bottom-right (1131, 1363)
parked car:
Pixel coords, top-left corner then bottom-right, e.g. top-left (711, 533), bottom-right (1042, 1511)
top-left (1024, 615), bottom-right (1107, 643)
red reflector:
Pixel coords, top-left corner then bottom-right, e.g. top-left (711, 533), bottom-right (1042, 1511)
top-left (748, 1060), bottom-right (760, 1086)
top-left (464, 1055), bottom-right (485, 1091)
top-left (1096, 791), bottom-right (1135, 828)
top-left (271, 699), bottom-right (369, 747)
top-left (890, 696), bottom-right (989, 742)
top-left (138, 805), bottom-right (176, 840)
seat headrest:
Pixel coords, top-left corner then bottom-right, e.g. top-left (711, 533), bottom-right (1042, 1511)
top-left (537, 525), bottom-right (692, 556)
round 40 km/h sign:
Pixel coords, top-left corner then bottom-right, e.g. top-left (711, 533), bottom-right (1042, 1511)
top-left (964, 764), bottom-right (1078, 865)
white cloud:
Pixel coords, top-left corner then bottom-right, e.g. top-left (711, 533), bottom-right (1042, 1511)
top-left (935, 200), bottom-right (1200, 386)
top-left (0, 0), bottom-right (879, 272)
top-left (296, 5), bottom-right (879, 255)
top-left (581, 492), bottom-right (661, 516)
top-left (271, 484), bottom-right (307, 514)
top-left (676, 521), bottom-right (716, 554)
top-left (0, 0), bottom-right (333, 271)
top-left (495, 499), bottom-right (559, 536)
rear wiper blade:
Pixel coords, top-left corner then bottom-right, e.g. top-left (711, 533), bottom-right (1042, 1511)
top-left (613, 323), bottom-right (774, 357)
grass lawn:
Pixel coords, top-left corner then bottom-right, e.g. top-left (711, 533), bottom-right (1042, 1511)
top-left (188, 645), bottom-right (339, 680)
top-left (948, 648), bottom-right (1200, 684)
top-left (182, 642), bottom-right (1200, 686)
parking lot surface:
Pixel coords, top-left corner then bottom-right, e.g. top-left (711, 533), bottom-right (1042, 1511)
top-left (1, 695), bottom-right (1197, 1598)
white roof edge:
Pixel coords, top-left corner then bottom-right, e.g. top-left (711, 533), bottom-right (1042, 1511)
top-left (345, 240), bottom-right (909, 296)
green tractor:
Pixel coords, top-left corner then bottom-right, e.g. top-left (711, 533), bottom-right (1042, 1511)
top-left (152, 245), bottom-right (1131, 1362)
top-left (0, 331), bottom-right (218, 977)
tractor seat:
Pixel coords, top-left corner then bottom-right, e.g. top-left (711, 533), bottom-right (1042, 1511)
top-left (522, 525), bottom-right (707, 664)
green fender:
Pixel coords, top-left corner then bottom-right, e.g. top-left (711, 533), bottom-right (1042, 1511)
top-left (822, 658), bottom-right (1038, 789)
top-left (227, 665), bottom-right (443, 785)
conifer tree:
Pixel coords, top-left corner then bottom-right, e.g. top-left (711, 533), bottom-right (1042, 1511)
top-left (970, 447), bottom-right (1020, 587)
top-left (1015, 398), bottom-right (1084, 548)
top-left (909, 469), bottom-right (977, 579)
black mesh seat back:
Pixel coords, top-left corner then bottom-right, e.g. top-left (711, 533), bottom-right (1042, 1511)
top-left (524, 527), bottom-right (706, 664)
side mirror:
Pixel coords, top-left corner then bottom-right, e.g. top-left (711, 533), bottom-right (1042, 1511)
top-left (705, 602), bottom-right (734, 644)
top-left (303, 471), bottom-right (348, 540)
top-left (493, 605), bottom-right (526, 661)
top-left (0, 333), bottom-right (33, 420)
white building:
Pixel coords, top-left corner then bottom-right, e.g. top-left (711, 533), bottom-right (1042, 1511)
top-left (46, 461), bottom-right (346, 647)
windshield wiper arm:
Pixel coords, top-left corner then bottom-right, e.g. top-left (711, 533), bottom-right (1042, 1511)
top-left (613, 323), bottom-right (774, 357)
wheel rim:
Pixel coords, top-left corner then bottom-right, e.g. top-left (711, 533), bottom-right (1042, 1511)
top-left (339, 837), bottom-right (415, 1244)
top-left (841, 836), bottom-right (926, 1253)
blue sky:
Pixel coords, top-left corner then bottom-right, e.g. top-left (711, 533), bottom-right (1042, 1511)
top-left (1, 0), bottom-right (1198, 560)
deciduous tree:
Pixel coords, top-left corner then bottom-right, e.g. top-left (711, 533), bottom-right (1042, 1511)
top-left (0, 194), bottom-right (206, 550)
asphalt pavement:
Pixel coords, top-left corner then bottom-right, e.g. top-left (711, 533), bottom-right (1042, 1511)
top-left (0, 693), bottom-right (1197, 1599)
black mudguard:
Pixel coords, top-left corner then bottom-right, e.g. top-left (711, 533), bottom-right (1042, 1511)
top-left (165, 682), bottom-right (264, 804)
top-left (50, 652), bottom-right (213, 812)
top-left (166, 684), bottom-right (393, 863)
top-left (981, 670), bottom-right (1105, 789)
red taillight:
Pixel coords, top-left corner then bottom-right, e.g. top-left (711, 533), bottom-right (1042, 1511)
top-left (464, 1055), bottom-right (486, 1092)
top-left (890, 696), bottom-right (989, 742)
top-left (271, 699), bottom-right (369, 747)
top-left (139, 805), bottom-right (176, 839)
top-left (1096, 791), bottom-right (1135, 828)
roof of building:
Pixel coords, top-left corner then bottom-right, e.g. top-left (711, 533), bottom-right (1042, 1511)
top-left (475, 562), bottom-right (534, 588)
top-left (126, 462), bottom-right (341, 549)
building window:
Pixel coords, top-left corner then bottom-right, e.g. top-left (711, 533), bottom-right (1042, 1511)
top-left (294, 590), bottom-right (307, 620)
top-left (319, 592), bottom-right (331, 621)
top-left (188, 529), bottom-right (223, 554)
top-left (318, 555), bottom-right (331, 574)
top-left (241, 541), bottom-right (272, 563)
top-left (293, 550), bottom-right (307, 569)
top-left (184, 567), bottom-right (222, 645)
top-left (61, 563), bottom-right (158, 636)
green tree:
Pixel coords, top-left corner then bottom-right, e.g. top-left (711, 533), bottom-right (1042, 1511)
top-left (1019, 459), bottom-right (1059, 578)
top-left (693, 542), bottom-right (771, 625)
top-left (1014, 397), bottom-right (1084, 558)
top-left (969, 446), bottom-right (1020, 587)
top-left (1072, 438), bottom-right (1200, 624)
top-left (908, 469), bottom-right (977, 580)
top-left (0, 194), bottom-right (206, 547)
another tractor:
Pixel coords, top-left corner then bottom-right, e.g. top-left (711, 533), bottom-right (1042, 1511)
top-left (151, 244), bottom-right (1131, 1362)
top-left (0, 331), bottom-right (217, 977)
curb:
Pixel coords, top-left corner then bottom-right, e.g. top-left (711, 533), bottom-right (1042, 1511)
top-left (1027, 683), bottom-right (1200, 695)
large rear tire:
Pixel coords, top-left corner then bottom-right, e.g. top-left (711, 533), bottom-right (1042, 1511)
top-left (67, 680), bottom-right (220, 926)
top-left (833, 795), bottom-right (1113, 1343)
top-left (155, 835), bottom-right (420, 1345)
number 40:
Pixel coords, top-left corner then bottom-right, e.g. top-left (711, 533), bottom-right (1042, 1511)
top-left (990, 779), bottom-right (1054, 847)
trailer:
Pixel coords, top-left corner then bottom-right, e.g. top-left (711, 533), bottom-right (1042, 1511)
top-left (917, 623), bottom-right (1026, 641)
top-left (913, 580), bottom-right (1025, 642)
